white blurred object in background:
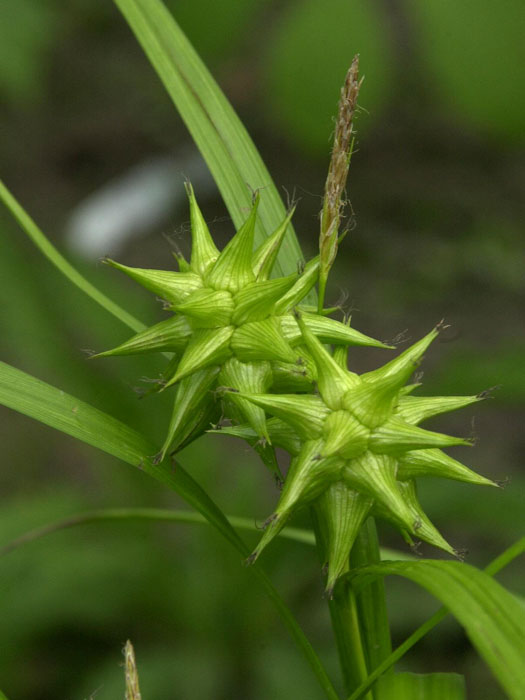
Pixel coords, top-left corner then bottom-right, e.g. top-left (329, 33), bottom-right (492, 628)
top-left (65, 151), bottom-right (213, 258)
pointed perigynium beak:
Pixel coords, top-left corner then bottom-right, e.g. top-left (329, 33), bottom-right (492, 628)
top-left (95, 185), bottom-right (389, 460)
top-left (241, 314), bottom-right (496, 591)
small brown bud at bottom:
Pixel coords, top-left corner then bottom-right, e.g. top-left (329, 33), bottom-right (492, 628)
top-left (124, 639), bottom-right (142, 700)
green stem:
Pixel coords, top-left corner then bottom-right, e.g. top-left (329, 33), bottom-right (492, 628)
top-left (311, 507), bottom-right (371, 698)
top-left (328, 587), bottom-right (372, 698)
top-left (318, 272), bottom-right (328, 315)
top-left (349, 519), bottom-right (392, 674)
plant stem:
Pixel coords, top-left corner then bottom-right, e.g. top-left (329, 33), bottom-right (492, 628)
top-left (328, 586), bottom-right (372, 698)
top-left (310, 507), bottom-right (372, 698)
top-left (318, 275), bottom-right (329, 318)
top-left (349, 519), bottom-right (392, 674)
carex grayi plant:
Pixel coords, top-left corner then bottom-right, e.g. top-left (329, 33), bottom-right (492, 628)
top-left (1, 2), bottom-right (524, 699)
top-left (94, 183), bottom-right (388, 476)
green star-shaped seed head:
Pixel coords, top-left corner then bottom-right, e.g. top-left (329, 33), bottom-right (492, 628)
top-left (236, 313), bottom-right (497, 594)
top-left (94, 185), bottom-right (389, 463)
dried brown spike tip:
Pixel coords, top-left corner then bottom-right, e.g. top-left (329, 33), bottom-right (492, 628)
top-left (318, 54), bottom-right (363, 311)
top-left (124, 640), bottom-right (142, 700)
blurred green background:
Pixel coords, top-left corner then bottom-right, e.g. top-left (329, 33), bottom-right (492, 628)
top-left (1, 0), bottom-right (524, 698)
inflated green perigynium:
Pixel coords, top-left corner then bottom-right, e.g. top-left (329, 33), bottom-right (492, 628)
top-left (96, 185), bottom-right (387, 467)
top-left (98, 186), bottom-right (495, 594)
top-left (233, 313), bottom-right (496, 593)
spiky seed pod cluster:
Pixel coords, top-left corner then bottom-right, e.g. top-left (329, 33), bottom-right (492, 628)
top-left (95, 185), bottom-right (388, 466)
top-left (96, 185), bottom-right (495, 595)
top-left (225, 313), bottom-right (497, 595)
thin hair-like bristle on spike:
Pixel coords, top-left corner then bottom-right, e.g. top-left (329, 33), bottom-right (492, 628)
top-left (454, 548), bottom-right (468, 562)
top-left (244, 551), bottom-right (259, 567)
top-left (477, 385), bottom-right (501, 399)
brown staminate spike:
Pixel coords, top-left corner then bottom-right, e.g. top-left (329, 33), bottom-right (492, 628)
top-left (124, 640), bottom-right (142, 700)
top-left (318, 54), bottom-right (362, 311)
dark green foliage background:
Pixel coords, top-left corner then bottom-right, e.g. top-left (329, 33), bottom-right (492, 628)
top-left (1, 1), bottom-right (523, 698)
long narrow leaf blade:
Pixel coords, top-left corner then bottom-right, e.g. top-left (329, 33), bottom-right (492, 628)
top-left (0, 180), bottom-right (145, 334)
top-left (348, 538), bottom-right (525, 700)
top-left (348, 559), bottom-right (525, 700)
top-left (113, 0), bottom-right (306, 278)
top-left (0, 508), bottom-right (317, 556)
top-left (0, 360), bottom-right (338, 700)
top-left (375, 672), bottom-right (466, 699)
top-left (0, 506), bottom-right (413, 562)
